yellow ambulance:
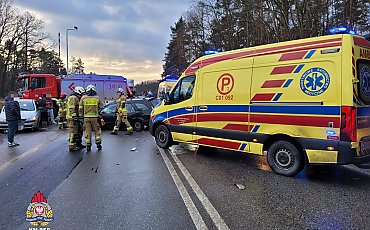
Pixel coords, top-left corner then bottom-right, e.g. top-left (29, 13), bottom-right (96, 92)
top-left (150, 32), bottom-right (370, 176)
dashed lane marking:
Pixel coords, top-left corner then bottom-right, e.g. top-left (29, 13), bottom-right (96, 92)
top-left (157, 147), bottom-right (208, 230)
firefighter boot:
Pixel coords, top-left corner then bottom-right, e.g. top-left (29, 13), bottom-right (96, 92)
top-left (97, 144), bottom-right (102, 150)
top-left (86, 146), bottom-right (91, 152)
top-left (126, 126), bottom-right (133, 135)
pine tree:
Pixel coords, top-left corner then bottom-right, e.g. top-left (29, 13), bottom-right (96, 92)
top-left (162, 17), bottom-right (189, 78)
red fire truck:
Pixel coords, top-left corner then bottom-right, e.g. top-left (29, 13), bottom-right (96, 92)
top-left (18, 73), bottom-right (133, 113)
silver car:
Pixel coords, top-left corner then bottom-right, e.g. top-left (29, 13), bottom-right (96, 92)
top-left (0, 99), bottom-right (41, 131)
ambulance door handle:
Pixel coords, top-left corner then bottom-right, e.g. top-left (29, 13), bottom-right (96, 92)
top-left (185, 106), bottom-right (193, 112)
top-left (199, 105), bottom-right (208, 111)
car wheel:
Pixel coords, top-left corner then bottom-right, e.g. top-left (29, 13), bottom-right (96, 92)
top-left (32, 119), bottom-right (40, 131)
top-left (133, 120), bottom-right (144, 132)
top-left (267, 141), bottom-right (305, 177)
top-left (154, 124), bottom-right (172, 149)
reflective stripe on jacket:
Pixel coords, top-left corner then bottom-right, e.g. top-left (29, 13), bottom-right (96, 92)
top-left (66, 95), bottom-right (79, 119)
top-left (79, 95), bottom-right (103, 118)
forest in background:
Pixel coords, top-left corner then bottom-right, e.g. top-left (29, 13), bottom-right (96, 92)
top-left (162, 0), bottom-right (370, 77)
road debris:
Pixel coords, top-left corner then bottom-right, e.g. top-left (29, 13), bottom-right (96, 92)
top-left (235, 183), bottom-right (246, 190)
top-left (131, 147), bottom-right (137, 151)
top-left (95, 166), bottom-right (98, 173)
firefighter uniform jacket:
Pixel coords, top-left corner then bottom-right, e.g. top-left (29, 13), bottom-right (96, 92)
top-left (66, 95), bottom-right (80, 119)
top-left (79, 95), bottom-right (103, 118)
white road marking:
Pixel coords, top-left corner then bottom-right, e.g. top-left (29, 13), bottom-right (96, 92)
top-left (158, 147), bottom-right (208, 230)
top-left (0, 132), bottom-right (61, 172)
top-left (0, 143), bottom-right (44, 172)
top-left (168, 149), bottom-right (230, 230)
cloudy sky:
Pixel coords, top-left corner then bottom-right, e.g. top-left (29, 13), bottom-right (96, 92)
top-left (14, 0), bottom-right (191, 83)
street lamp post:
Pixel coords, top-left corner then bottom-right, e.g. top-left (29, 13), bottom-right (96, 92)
top-left (66, 26), bottom-right (78, 75)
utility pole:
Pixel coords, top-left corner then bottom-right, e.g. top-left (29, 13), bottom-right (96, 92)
top-left (25, 29), bottom-right (28, 71)
top-left (66, 26), bottom-right (78, 75)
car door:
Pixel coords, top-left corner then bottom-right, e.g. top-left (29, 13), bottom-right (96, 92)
top-left (133, 100), bottom-right (152, 123)
top-left (100, 103), bottom-right (118, 128)
top-left (165, 75), bottom-right (196, 143)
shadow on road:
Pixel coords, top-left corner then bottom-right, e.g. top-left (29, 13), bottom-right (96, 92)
top-left (190, 145), bottom-right (370, 188)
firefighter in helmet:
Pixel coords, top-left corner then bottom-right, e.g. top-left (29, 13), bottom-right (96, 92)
top-left (57, 93), bottom-right (68, 129)
top-left (79, 84), bottom-right (103, 152)
top-left (66, 86), bottom-right (85, 151)
top-left (111, 88), bottom-right (133, 135)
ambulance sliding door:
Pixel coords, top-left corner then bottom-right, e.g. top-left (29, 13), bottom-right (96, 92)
top-left (196, 57), bottom-right (253, 152)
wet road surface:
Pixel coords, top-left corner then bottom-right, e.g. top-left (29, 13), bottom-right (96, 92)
top-left (0, 127), bottom-right (369, 229)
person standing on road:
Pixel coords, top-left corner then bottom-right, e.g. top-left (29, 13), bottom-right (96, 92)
top-left (79, 85), bottom-right (103, 152)
top-left (4, 95), bottom-right (21, 147)
top-left (57, 93), bottom-right (68, 129)
top-left (110, 88), bottom-right (133, 135)
top-left (66, 86), bottom-right (85, 151)
top-left (44, 95), bottom-right (56, 125)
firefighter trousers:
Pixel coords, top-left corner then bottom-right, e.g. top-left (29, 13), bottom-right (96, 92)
top-left (113, 112), bottom-right (133, 133)
top-left (68, 119), bottom-right (82, 148)
top-left (58, 110), bottom-right (67, 128)
top-left (83, 118), bottom-right (102, 147)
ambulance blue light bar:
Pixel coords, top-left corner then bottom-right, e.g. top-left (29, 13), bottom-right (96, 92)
top-left (328, 27), bottom-right (356, 35)
top-left (204, 50), bottom-right (219, 55)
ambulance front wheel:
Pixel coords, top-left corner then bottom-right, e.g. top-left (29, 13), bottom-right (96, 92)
top-left (267, 141), bottom-right (305, 177)
top-left (155, 124), bottom-right (172, 149)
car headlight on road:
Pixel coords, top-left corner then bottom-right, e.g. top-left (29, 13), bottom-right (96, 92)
top-left (26, 116), bottom-right (37, 121)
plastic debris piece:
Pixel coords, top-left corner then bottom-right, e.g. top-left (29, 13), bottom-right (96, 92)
top-left (131, 147), bottom-right (137, 151)
top-left (95, 166), bottom-right (98, 173)
top-left (235, 184), bottom-right (246, 190)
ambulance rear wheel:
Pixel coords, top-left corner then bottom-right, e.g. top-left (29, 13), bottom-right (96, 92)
top-left (155, 124), bottom-right (172, 149)
top-left (267, 141), bottom-right (304, 177)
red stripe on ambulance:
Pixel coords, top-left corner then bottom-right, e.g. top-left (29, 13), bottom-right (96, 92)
top-left (261, 80), bottom-right (285, 88)
top-left (250, 114), bottom-right (340, 128)
top-left (197, 113), bottom-right (248, 122)
top-left (271, 66), bottom-right (296, 75)
top-left (279, 51), bottom-right (308, 61)
top-left (195, 138), bottom-right (240, 150)
top-left (354, 37), bottom-right (370, 49)
top-left (251, 93), bottom-right (276, 101)
top-left (222, 124), bottom-right (251, 132)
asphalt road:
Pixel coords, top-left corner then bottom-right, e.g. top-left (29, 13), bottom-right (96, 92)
top-left (0, 127), bottom-right (369, 229)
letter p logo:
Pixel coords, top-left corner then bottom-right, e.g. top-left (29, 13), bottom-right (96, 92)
top-left (217, 74), bottom-right (234, 95)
